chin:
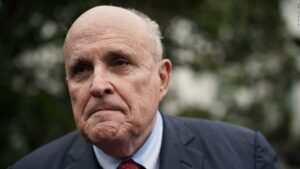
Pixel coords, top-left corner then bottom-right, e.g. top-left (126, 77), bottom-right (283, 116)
top-left (81, 122), bottom-right (126, 144)
top-left (83, 128), bottom-right (134, 157)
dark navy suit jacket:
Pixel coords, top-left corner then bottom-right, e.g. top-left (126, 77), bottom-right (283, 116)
top-left (8, 114), bottom-right (281, 169)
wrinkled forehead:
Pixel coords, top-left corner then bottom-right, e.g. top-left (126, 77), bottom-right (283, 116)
top-left (64, 6), bottom-right (149, 54)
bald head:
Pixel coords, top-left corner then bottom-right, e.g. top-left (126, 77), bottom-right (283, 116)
top-left (64, 5), bottom-right (163, 61)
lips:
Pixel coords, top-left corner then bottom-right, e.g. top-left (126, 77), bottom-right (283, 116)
top-left (84, 102), bottom-right (124, 120)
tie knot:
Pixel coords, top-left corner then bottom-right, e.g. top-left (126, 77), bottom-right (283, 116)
top-left (118, 159), bottom-right (144, 169)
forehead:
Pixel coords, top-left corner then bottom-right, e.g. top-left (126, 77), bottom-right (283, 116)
top-left (64, 6), bottom-right (152, 57)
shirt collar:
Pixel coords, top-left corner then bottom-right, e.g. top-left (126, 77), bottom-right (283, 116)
top-left (93, 111), bottom-right (163, 169)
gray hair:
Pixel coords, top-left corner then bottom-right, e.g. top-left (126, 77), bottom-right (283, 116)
top-left (129, 9), bottom-right (163, 61)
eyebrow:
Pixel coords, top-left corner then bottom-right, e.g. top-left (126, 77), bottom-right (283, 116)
top-left (103, 50), bottom-right (131, 58)
top-left (70, 57), bottom-right (91, 67)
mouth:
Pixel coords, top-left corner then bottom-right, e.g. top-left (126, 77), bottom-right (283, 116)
top-left (85, 105), bottom-right (123, 120)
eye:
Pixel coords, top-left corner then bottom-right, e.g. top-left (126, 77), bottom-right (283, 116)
top-left (109, 53), bottom-right (132, 68)
top-left (70, 59), bottom-right (93, 77)
top-left (112, 57), bottom-right (130, 67)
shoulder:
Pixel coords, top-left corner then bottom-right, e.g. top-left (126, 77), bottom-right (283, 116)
top-left (163, 115), bottom-right (280, 169)
top-left (163, 114), bottom-right (257, 153)
top-left (164, 114), bottom-right (255, 139)
top-left (8, 130), bottom-right (81, 169)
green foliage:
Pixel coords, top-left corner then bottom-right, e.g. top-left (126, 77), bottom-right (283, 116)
top-left (1, 0), bottom-right (300, 168)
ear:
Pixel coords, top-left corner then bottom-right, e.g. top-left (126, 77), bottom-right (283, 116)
top-left (158, 59), bottom-right (172, 100)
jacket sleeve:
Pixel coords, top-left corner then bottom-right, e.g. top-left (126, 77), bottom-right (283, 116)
top-left (255, 132), bottom-right (281, 169)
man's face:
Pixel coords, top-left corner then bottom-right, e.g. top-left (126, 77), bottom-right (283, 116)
top-left (64, 7), bottom-right (171, 157)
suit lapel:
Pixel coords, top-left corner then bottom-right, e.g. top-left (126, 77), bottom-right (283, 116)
top-left (64, 134), bottom-right (102, 169)
top-left (159, 114), bottom-right (204, 169)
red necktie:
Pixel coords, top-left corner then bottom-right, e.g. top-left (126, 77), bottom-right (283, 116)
top-left (117, 159), bottom-right (144, 169)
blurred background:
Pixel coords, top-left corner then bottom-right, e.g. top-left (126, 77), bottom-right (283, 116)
top-left (1, 0), bottom-right (300, 168)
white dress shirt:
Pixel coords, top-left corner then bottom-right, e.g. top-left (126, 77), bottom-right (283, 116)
top-left (93, 112), bottom-right (163, 169)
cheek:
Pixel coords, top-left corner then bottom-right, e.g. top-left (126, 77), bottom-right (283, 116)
top-left (68, 83), bottom-right (90, 121)
top-left (137, 74), bottom-right (161, 102)
top-left (122, 72), bottom-right (161, 117)
top-left (131, 77), bottom-right (161, 134)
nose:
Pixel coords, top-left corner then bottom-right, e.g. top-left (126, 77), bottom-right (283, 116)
top-left (89, 70), bottom-right (114, 97)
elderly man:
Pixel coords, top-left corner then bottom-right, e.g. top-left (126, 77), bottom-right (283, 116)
top-left (9, 5), bottom-right (280, 169)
